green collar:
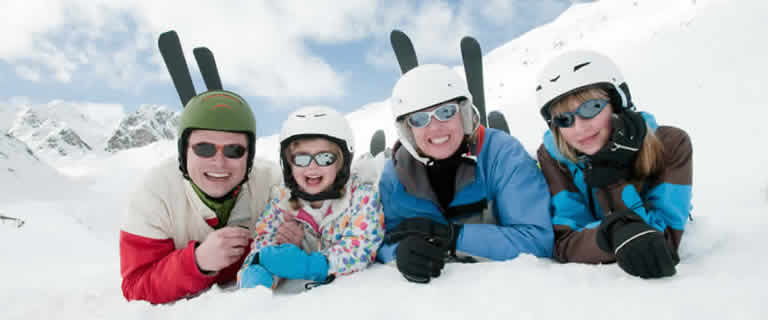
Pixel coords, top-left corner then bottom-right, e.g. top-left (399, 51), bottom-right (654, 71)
top-left (190, 183), bottom-right (238, 229)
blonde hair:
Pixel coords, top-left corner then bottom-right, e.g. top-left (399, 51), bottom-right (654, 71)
top-left (550, 87), bottom-right (665, 183)
top-left (284, 137), bottom-right (345, 210)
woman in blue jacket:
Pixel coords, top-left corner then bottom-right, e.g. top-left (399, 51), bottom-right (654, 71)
top-left (378, 64), bottom-right (553, 284)
top-left (535, 50), bottom-right (692, 278)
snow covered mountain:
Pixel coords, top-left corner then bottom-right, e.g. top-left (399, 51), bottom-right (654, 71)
top-left (0, 133), bottom-right (66, 202)
top-left (105, 104), bottom-right (180, 153)
top-left (6, 101), bottom-right (125, 161)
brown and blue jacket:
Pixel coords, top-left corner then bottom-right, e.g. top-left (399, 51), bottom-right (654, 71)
top-left (537, 112), bottom-right (693, 264)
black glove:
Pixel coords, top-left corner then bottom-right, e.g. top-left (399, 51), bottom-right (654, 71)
top-left (583, 111), bottom-right (647, 188)
top-left (384, 217), bottom-right (462, 283)
top-left (596, 211), bottom-right (679, 279)
top-left (395, 235), bottom-right (446, 283)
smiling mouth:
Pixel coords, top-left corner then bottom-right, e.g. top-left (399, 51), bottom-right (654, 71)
top-left (578, 132), bottom-right (599, 145)
top-left (429, 136), bottom-right (450, 145)
top-left (305, 175), bottom-right (323, 186)
top-left (205, 172), bottom-right (231, 180)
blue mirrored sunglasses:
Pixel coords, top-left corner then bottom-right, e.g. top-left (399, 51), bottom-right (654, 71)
top-left (406, 103), bottom-right (460, 128)
top-left (552, 99), bottom-right (610, 128)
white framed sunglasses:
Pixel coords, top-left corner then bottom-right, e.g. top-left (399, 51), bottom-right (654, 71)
top-left (291, 151), bottom-right (338, 167)
top-left (406, 102), bottom-right (460, 128)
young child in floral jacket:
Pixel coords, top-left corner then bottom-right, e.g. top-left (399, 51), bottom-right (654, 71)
top-left (238, 106), bottom-right (384, 291)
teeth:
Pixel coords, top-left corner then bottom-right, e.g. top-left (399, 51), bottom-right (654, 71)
top-left (206, 172), bottom-right (230, 178)
top-left (431, 136), bottom-right (449, 144)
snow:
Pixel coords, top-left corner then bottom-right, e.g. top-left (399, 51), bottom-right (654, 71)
top-left (2, 0), bottom-right (767, 319)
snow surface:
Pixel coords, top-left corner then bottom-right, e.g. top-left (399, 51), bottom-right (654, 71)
top-left (2, 0), bottom-right (768, 319)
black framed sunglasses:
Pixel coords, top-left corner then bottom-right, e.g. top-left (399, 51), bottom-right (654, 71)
top-left (191, 142), bottom-right (247, 159)
top-left (552, 99), bottom-right (610, 128)
top-left (406, 102), bottom-right (460, 128)
top-left (291, 151), bottom-right (338, 167)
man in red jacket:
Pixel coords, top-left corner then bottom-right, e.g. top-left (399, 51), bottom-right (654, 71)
top-left (119, 90), bottom-right (281, 304)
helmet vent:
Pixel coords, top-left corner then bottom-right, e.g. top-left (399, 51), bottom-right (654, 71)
top-left (314, 113), bottom-right (327, 117)
top-left (536, 85), bottom-right (542, 91)
top-left (549, 75), bottom-right (561, 82)
top-left (574, 62), bottom-right (591, 71)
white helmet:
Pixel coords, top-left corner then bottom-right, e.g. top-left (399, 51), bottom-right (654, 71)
top-left (279, 106), bottom-right (354, 201)
top-left (390, 64), bottom-right (480, 163)
top-left (535, 50), bottom-right (634, 125)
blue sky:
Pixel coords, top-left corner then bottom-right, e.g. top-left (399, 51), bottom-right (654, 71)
top-left (0, 0), bottom-right (586, 136)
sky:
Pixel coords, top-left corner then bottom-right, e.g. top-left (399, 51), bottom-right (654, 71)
top-left (0, 0), bottom-right (588, 136)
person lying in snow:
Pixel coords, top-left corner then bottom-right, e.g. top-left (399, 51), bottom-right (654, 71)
top-left (377, 64), bottom-right (554, 284)
top-left (238, 106), bottom-right (384, 291)
top-left (534, 50), bottom-right (693, 278)
top-left (120, 90), bottom-right (281, 304)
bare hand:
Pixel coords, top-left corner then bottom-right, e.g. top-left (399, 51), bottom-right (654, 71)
top-left (276, 214), bottom-right (303, 247)
top-left (194, 227), bottom-right (250, 273)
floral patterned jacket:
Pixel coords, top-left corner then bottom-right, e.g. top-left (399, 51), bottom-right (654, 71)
top-left (238, 166), bottom-right (385, 286)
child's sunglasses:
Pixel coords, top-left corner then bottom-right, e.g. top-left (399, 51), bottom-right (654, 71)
top-left (406, 103), bottom-right (460, 128)
top-left (552, 99), bottom-right (610, 128)
top-left (291, 152), bottom-right (338, 167)
top-left (191, 142), bottom-right (247, 159)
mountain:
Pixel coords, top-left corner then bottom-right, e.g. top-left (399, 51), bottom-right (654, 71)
top-left (6, 101), bottom-right (125, 161)
top-left (0, 133), bottom-right (67, 201)
top-left (105, 104), bottom-right (180, 153)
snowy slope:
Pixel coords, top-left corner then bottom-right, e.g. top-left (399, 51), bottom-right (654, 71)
top-left (1, 0), bottom-right (767, 319)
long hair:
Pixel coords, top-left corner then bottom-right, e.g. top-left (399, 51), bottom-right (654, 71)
top-left (283, 137), bottom-right (346, 210)
top-left (549, 87), bottom-right (665, 183)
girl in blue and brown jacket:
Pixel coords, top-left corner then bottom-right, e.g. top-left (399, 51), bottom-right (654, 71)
top-left (535, 50), bottom-right (693, 279)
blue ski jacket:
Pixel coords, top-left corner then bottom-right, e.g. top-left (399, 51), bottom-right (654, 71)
top-left (377, 126), bottom-right (554, 263)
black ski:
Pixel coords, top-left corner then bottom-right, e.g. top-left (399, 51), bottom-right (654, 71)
top-left (159, 30), bottom-right (197, 107)
top-left (460, 36), bottom-right (487, 126)
top-left (370, 129), bottom-right (386, 157)
top-left (390, 30), bottom-right (418, 74)
top-left (488, 110), bottom-right (510, 134)
top-left (193, 47), bottom-right (223, 91)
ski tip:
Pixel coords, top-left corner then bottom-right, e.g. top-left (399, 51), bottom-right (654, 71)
top-left (159, 30), bottom-right (179, 41)
top-left (193, 46), bottom-right (212, 55)
top-left (460, 36), bottom-right (480, 48)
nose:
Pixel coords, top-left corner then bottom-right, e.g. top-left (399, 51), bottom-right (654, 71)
top-left (572, 115), bottom-right (590, 131)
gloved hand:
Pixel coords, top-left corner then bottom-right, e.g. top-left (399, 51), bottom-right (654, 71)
top-left (596, 210), bottom-right (679, 278)
top-left (383, 217), bottom-right (462, 283)
top-left (239, 264), bottom-right (274, 289)
top-left (395, 235), bottom-right (446, 283)
top-left (583, 111), bottom-right (647, 188)
top-left (258, 244), bottom-right (329, 282)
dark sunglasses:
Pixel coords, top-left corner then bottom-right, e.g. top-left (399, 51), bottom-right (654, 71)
top-left (552, 99), bottom-right (610, 128)
top-left (406, 103), bottom-right (460, 128)
top-left (191, 142), bottom-right (247, 159)
top-left (291, 151), bottom-right (338, 167)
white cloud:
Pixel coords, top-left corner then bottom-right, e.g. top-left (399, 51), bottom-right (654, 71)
top-left (14, 65), bottom-right (41, 82)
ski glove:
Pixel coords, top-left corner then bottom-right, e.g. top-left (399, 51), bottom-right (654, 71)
top-left (395, 235), bottom-right (446, 283)
top-left (258, 244), bottom-right (329, 282)
top-left (583, 111), bottom-right (647, 188)
top-left (383, 217), bottom-right (462, 283)
top-left (596, 210), bottom-right (679, 279)
top-left (239, 264), bottom-right (274, 289)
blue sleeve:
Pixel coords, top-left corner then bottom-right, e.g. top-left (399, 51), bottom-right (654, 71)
top-left (376, 160), bottom-right (398, 264)
top-left (457, 132), bottom-right (554, 260)
top-left (620, 183), bottom-right (691, 231)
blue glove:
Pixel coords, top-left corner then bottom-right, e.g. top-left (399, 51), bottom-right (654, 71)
top-left (259, 244), bottom-right (329, 282)
top-left (239, 264), bottom-right (274, 289)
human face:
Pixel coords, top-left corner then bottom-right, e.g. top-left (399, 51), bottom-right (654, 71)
top-left (556, 96), bottom-right (614, 155)
top-left (289, 138), bottom-right (341, 195)
top-left (409, 102), bottom-right (465, 160)
top-left (186, 130), bottom-right (248, 197)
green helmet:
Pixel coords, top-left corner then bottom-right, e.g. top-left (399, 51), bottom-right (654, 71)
top-left (177, 90), bottom-right (257, 178)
